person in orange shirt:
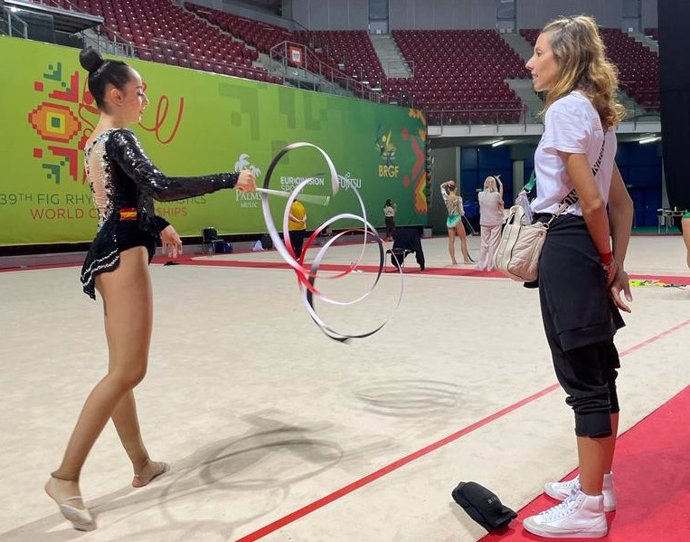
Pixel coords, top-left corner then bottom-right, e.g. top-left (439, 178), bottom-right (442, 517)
top-left (288, 198), bottom-right (307, 258)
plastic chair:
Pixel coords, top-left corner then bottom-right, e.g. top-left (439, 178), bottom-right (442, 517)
top-left (202, 227), bottom-right (218, 254)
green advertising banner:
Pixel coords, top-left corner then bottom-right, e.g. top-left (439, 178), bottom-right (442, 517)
top-left (0, 36), bottom-right (428, 246)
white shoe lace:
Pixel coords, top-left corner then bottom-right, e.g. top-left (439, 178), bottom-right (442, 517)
top-left (539, 492), bottom-right (579, 522)
top-left (557, 476), bottom-right (580, 491)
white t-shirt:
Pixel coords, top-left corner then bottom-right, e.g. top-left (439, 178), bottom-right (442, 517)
top-left (531, 91), bottom-right (618, 216)
top-left (478, 191), bottom-right (504, 226)
top-left (384, 205), bottom-right (396, 217)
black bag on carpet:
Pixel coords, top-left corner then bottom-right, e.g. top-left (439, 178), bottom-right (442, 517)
top-left (451, 481), bottom-right (517, 532)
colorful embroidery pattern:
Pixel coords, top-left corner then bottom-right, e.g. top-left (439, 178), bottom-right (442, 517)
top-left (402, 109), bottom-right (428, 214)
top-left (27, 62), bottom-right (89, 185)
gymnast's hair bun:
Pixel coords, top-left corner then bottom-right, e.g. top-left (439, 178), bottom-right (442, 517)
top-left (79, 48), bottom-right (104, 73)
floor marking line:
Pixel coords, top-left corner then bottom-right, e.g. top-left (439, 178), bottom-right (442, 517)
top-left (618, 319), bottom-right (689, 356)
top-left (176, 258), bottom-right (690, 284)
top-left (3, 256), bottom-right (690, 284)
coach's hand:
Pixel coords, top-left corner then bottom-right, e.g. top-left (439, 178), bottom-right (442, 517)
top-left (609, 267), bottom-right (632, 313)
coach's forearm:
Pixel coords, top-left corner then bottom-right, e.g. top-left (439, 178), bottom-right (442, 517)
top-left (608, 199), bottom-right (633, 265)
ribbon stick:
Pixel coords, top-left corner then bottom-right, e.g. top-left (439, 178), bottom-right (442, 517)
top-left (256, 187), bottom-right (330, 206)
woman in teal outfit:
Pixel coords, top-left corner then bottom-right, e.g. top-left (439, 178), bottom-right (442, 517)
top-left (440, 180), bottom-right (471, 264)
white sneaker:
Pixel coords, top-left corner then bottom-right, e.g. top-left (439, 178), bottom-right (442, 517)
top-left (523, 490), bottom-right (608, 538)
top-left (544, 473), bottom-right (616, 512)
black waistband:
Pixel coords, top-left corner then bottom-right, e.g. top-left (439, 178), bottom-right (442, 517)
top-left (532, 213), bottom-right (553, 220)
top-left (533, 212), bottom-right (584, 219)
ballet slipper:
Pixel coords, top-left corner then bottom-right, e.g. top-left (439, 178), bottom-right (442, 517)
top-left (55, 496), bottom-right (96, 531)
top-left (46, 477), bottom-right (96, 531)
top-left (132, 461), bottom-right (170, 488)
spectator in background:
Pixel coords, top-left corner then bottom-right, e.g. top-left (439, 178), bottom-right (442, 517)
top-left (384, 199), bottom-right (397, 241)
top-left (475, 175), bottom-right (504, 271)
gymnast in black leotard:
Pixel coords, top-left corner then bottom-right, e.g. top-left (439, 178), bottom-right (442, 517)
top-left (45, 47), bottom-right (256, 532)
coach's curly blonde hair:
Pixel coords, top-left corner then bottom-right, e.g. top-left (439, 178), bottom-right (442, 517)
top-left (541, 15), bottom-right (626, 128)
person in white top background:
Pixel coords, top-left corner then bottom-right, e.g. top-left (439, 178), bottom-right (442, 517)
top-left (521, 15), bottom-right (634, 539)
top-left (383, 199), bottom-right (397, 241)
top-left (475, 175), bottom-right (504, 271)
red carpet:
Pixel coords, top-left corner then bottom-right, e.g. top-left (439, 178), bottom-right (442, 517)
top-left (174, 257), bottom-right (690, 284)
top-left (481, 385), bottom-right (690, 542)
top-left (3, 253), bottom-right (689, 285)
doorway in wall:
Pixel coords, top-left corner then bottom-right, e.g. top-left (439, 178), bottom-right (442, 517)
top-left (369, 0), bottom-right (388, 35)
top-left (497, 0), bottom-right (516, 33)
top-left (623, 0), bottom-right (642, 32)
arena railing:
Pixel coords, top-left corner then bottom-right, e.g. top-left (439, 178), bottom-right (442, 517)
top-left (269, 40), bottom-right (391, 104)
top-left (79, 25), bottom-right (135, 58)
top-left (424, 104), bottom-right (527, 128)
top-left (1, 5), bottom-right (29, 38)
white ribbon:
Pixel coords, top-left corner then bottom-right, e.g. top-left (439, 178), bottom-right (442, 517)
top-left (259, 142), bottom-right (404, 342)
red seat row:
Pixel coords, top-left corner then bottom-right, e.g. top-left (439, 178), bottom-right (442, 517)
top-left (53, 0), bottom-right (275, 84)
top-left (521, 28), bottom-right (660, 111)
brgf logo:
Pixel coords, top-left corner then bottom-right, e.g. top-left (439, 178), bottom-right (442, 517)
top-left (375, 128), bottom-right (399, 178)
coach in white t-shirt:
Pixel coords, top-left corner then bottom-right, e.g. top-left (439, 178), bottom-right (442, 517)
top-left (520, 15), bottom-right (635, 540)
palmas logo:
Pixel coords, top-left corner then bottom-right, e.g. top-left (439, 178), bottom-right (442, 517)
top-left (234, 153), bottom-right (262, 177)
top-left (234, 153), bottom-right (262, 208)
top-left (375, 128), bottom-right (399, 178)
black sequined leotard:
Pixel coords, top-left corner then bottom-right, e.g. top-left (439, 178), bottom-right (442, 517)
top-left (80, 128), bottom-right (238, 299)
